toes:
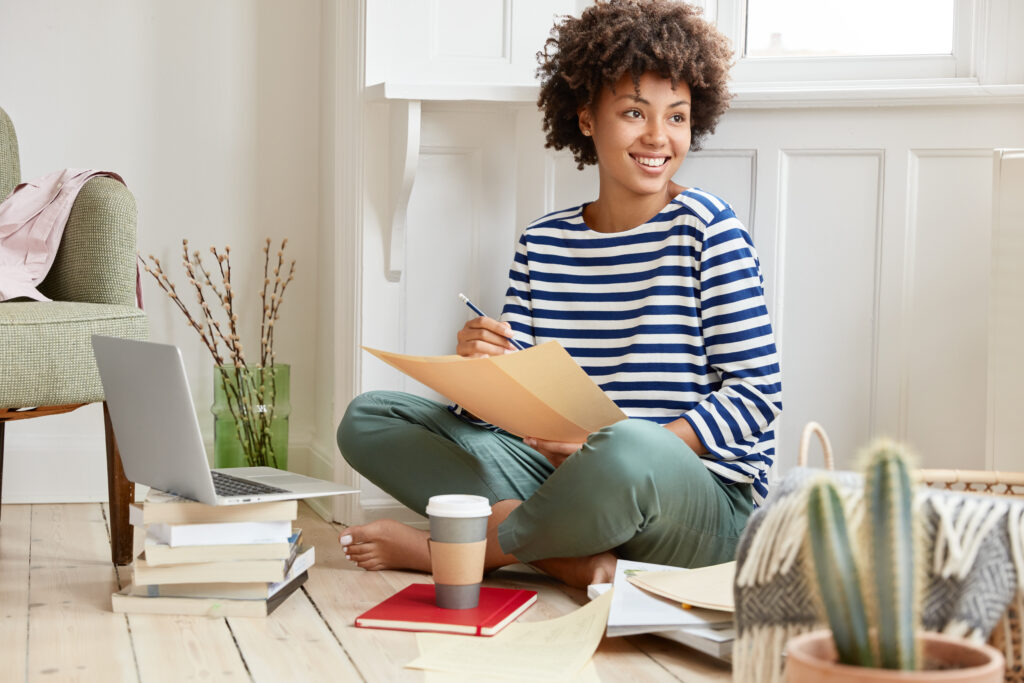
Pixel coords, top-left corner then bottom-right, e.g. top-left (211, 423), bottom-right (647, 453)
top-left (347, 543), bottom-right (377, 561)
top-left (343, 525), bottom-right (370, 544)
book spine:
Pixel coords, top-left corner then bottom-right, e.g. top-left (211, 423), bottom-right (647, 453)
top-left (133, 558), bottom-right (288, 585)
top-left (268, 546), bottom-right (314, 597)
top-left (139, 502), bottom-right (298, 525)
top-left (147, 519), bottom-right (293, 547)
top-left (144, 540), bottom-right (292, 566)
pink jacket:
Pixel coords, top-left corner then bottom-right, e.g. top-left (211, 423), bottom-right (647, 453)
top-left (0, 168), bottom-right (127, 302)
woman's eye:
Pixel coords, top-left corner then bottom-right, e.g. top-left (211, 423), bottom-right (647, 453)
top-left (670, 114), bottom-right (687, 124)
top-left (624, 109), bottom-right (642, 119)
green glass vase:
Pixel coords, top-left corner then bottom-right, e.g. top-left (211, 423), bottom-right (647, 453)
top-left (211, 364), bottom-right (290, 470)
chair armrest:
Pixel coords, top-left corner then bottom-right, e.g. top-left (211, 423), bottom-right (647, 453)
top-left (37, 176), bottom-right (138, 306)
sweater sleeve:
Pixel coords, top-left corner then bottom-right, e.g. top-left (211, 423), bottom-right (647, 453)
top-left (682, 207), bottom-right (782, 473)
top-left (499, 231), bottom-right (536, 349)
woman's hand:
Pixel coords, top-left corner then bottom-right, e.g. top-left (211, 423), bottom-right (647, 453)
top-left (524, 437), bottom-right (584, 469)
top-left (457, 316), bottom-right (518, 358)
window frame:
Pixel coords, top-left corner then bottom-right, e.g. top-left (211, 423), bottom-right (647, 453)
top-left (710, 0), bottom-right (979, 84)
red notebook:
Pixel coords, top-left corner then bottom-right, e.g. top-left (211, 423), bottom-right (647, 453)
top-left (354, 583), bottom-right (538, 637)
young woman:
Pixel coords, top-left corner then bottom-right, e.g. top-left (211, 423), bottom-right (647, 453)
top-left (337, 0), bottom-right (781, 588)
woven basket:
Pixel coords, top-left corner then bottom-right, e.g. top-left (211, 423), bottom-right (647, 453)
top-left (795, 422), bottom-right (1024, 682)
top-left (918, 470), bottom-right (1024, 683)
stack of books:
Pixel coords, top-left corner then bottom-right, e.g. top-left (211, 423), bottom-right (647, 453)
top-left (111, 489), bottom-right (314, 617)
top-left (588, 559), bottom-right (735, 661)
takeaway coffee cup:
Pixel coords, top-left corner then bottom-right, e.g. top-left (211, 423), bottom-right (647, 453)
top-left (426, 494), bottom-right (492, 609)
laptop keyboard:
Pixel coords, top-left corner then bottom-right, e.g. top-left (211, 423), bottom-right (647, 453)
top-left (211, 470), bottom-right (289, 497)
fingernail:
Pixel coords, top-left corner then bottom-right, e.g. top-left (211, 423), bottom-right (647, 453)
top-left (345, 554), bottom-right (350, 561)
top-left (340, 534), bottom-right (352, 545)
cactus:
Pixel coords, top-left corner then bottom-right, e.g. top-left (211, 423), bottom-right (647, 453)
top-left (864, 441), bottom-right (919, 670)
top-left (805, 440), bottom-right (919, 670)
top-left (807, 478), bottom-right (875, 666)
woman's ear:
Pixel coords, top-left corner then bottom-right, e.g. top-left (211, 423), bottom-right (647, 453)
top-left (578, 108), bottom-right (593, 137)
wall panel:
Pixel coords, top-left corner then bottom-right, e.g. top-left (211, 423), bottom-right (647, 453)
top-left (404, 148), bottom-right (481, 364)
top-left (675, 150), bottom-right (757, 231)
top-left (903, 150), bottom-right (992, 468)
top-left (989, 150), bottom-right (1024, 471)
top-left (776, 151), bottom-right (883, 469)
top-left (430, 0), bottom-right (510, 62)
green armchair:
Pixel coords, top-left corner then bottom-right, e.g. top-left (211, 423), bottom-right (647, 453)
top-left (0, 105), bottom-right (148, 564)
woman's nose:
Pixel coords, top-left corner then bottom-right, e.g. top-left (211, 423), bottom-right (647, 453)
top-left (642, 119), bottom-right (667, 146)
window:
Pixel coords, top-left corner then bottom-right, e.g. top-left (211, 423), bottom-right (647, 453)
top-left (745, 0), bottom-right (954, 59)
top-left (711, 0), bottom-right (974, 83)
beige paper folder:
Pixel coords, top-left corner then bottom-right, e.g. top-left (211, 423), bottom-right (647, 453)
top-left (626, 561), bottom-right (736, 612)
top-left (364, 342), bottom-right (627, 443)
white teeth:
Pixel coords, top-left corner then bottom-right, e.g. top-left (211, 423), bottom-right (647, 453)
top-left (634, 156), bottom-right (667, 167)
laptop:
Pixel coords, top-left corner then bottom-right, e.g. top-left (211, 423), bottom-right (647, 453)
top-left (92, 335), bottom-right (358, 505)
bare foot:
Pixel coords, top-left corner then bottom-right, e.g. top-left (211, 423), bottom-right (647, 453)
top-left (339, 519), bottom-right (431, 572)
top-left (531, 551), bottom-right (618, 588)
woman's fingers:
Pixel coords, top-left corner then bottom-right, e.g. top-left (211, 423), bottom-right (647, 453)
top-left (456, 316), bottom-right (516, 357)
top-left (523, 437), bottom-right (584, 469)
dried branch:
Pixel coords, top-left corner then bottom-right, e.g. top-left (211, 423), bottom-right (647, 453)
top-left (141, 238), bottom-right (296, 468)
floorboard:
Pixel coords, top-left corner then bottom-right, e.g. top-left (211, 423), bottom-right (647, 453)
top-left (0, 504), bottom-right (31, 683)
top-left (28, 503), bottom-right (137, 681)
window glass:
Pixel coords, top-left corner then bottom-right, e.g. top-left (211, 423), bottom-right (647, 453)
top-left (745, 0), bottom-right (954, 58)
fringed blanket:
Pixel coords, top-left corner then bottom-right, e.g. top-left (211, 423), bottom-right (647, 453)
top-left (732, 467), bottom-right (1023, 683)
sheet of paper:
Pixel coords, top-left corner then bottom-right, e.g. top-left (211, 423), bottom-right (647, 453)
top-left (407, 588), bottom-right (613, 681)
top-left (607, 560), bottom-right (732, 636)
top-left (626, 561), bottom-right (736, 613)
top-left (364, 342), bottom-right (626, 442)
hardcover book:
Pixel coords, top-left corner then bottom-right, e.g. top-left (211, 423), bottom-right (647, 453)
top-left (132, 545), bottom-right (311, 586)
top-left (112, 571), bottom-right (308, 617)
top-left (354, 583), bottom-right (537, 637)
top-left (142, 529), bottom-right (301, 566)
top-left (129, 489), bottom-right (298, 525)
top-left (143, 518), bottom-right (294, 547)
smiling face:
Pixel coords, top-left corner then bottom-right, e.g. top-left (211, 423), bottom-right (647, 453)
top-left (579, 71), bottom-right (692, 207)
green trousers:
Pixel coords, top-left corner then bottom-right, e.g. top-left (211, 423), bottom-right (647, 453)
top-left (337, 390), bottom-right (753, 567)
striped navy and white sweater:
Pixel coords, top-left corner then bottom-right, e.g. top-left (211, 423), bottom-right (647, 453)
top-left (500, 188), bottom-right (782, 505)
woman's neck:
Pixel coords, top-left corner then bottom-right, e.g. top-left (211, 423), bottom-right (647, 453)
top-left (583, 182), bottom-right (685, 233)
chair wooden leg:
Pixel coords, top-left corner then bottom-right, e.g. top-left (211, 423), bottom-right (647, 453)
top-left (104, 402), bottom-right (134, 565)
top-left (0, 421), bottom-right (5, 521)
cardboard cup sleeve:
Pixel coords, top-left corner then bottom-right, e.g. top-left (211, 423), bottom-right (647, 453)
top-left (428, 539), bottom-right (487, 585)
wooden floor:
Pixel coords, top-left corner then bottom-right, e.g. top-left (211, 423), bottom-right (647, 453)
top-left (0, 502), bottom-right (732, 682)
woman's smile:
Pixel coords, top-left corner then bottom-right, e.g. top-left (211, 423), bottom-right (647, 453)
top-left (631, 153), bottom-right (671, 170)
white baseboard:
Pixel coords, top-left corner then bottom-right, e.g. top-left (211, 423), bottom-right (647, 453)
top-left (357, 501), bottom-right (428, 530)
top-left (293, 442), bottom-right (334, 521)
top-left (1, 434), bottom-right (329, 507)
top-left (1, 432), bottom-right (109, 503)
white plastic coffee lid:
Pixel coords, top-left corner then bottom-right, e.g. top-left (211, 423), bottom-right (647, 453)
top-left (425, 494), bottom-right (492, 518)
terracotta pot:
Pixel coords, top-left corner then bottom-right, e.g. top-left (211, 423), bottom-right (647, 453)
top-left (785, 629), bottom-right (1005, 683)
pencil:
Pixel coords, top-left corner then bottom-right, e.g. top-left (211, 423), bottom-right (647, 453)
top-left (458, 293), bottom-right (525, 351)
